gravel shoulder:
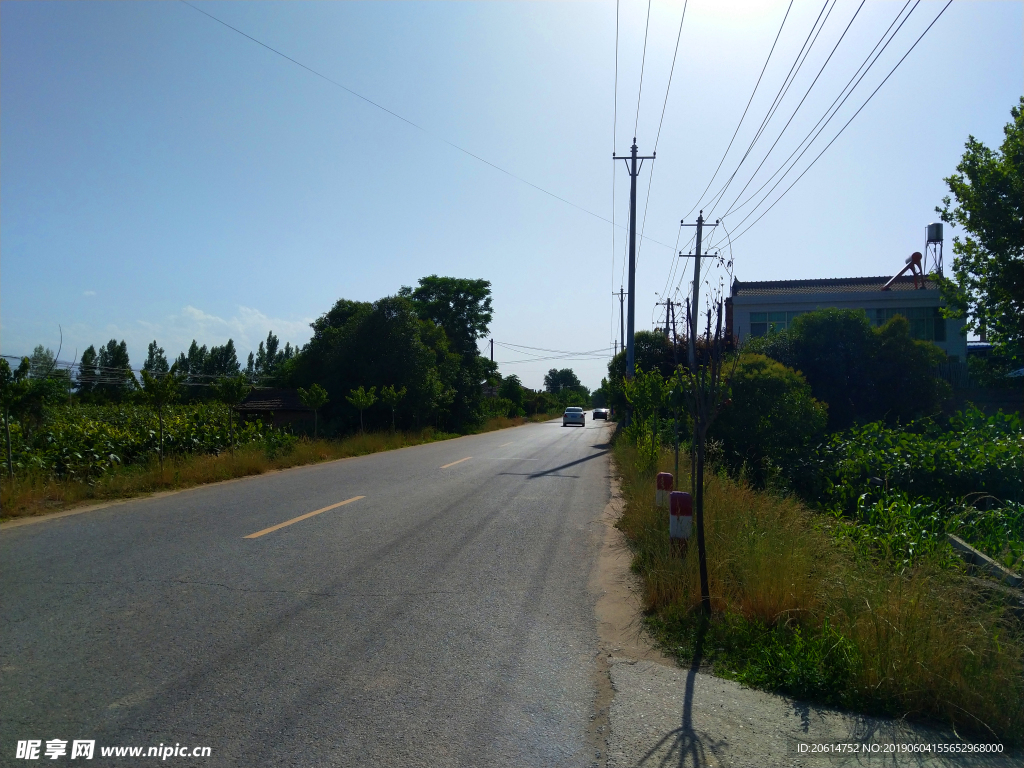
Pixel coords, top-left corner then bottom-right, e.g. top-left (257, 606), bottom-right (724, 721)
top-left (591, 473), bottom-right (1021, 768)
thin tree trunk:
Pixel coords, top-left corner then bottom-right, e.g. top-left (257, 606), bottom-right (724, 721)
top-left (360, 410), bottom-right (364, 433)
top-left (159, 407), bottom-right (164, 473)
top-left (229, 409), bottom-right (235, 456)
top-left (5, 406), bottom-right (13, 479)
top-left (694, 428), bottom-right (711, 615)
top-left (314, 411), bottom-right (318, 440)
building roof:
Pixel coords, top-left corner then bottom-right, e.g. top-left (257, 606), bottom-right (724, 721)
top-left (732, 275), bottom-right (938, 297)
top-left (235, 388), bottom-right (312, 413)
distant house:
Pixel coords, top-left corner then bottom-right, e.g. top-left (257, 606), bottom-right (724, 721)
top-left (235, 388), bottom-right (313, 428)
top-left (726, 274), bottom-right (967, 361)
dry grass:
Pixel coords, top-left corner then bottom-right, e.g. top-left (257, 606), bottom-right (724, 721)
top-left (615, 441), bottom-right (1024, 744)
top-left (0, 414), bottom-right (555, 521)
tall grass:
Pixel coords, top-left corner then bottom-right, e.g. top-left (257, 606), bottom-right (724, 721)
top-left (0, 413), bottom-right (553, 520)
top-left (615, 440), bottom-right (1024, 744)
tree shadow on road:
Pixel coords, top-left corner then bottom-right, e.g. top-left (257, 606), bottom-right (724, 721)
top-left (635, 614), bottom-right (727, 768)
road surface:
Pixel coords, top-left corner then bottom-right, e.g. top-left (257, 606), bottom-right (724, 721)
top-left (2, 416), bottom-right (614, 767)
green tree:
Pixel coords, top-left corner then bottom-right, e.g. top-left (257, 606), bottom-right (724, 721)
top-left (400, 276), bottom-right (493, 356)
top-left (710, 354), bottom-right (828, 488)
top-left (291, 295), bottom-right (460, 432)
top-left (498, 374), bottom-right (526, 413)
top-left (143, 341), bottom-right (170, 374)
top-left (95, 339), bottom-right (136, 401)
top-left (139, 364), bottom-right (182, 470)
top-left (379, 384), bottom-right (407, 432)
top-left (215, 373), bottom-right (252, 452)
top-left (346, 385), bottom-right (377, 433)
top-left (746, 309), bottom-right (948, 429)
top-left (0, 357), bottom-right (31, 478)
top-left (77, 345), bottom-right (99, 398)
top-left (400, 276), bottom-right (494, 429)
top-left (937, 97), bottom-right (1023, 363)
top-left (544, 368), bottom-right (584, 394)
top-left (298, 383), bottom-right (329, 438)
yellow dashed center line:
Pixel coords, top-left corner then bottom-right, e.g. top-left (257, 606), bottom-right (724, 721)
top-left (440, 457), bottom-right (472, 469)
top-left (243, 496), bottom-right (365, 539)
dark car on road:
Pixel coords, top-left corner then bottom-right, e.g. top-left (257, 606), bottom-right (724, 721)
top-left (592, 408), bottom-right (610, 420)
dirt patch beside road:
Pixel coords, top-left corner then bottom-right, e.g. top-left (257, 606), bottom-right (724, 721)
top-left (590, 471), bottom-right (1019, 768)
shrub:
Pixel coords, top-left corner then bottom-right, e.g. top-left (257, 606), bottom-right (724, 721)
top-left (745, 309), bottom-right (949, 429)
top-left (710, 354), bottom-right (827, 487)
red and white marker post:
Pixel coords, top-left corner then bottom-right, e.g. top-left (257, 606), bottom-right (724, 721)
top-left (655, 472), bottom-right (674, 508)
top-left (669, 491), bottom-right (693, 555)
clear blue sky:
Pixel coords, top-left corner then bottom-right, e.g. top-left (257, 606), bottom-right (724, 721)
top-left (2, 1), bottom-right (1021, 390)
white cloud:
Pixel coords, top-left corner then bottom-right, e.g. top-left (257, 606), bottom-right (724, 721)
top-left (83, 290), bottom-right (96, 296)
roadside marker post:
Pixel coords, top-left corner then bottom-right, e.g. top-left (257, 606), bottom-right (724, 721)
top-left (669, 491), bottom-right (693, 555)
top-left (656, 473), bottom-right (674, 508)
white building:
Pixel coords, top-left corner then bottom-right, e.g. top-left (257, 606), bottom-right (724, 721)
top-left (726, 274), bottom-right (967, 361)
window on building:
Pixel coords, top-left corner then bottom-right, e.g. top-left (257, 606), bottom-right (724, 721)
top-left (869, 307), bottom-right (946, 342)
top-left (749, 311), bottom-right (805, 337)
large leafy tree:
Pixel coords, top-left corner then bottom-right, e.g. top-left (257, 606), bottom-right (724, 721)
top-left (400, 276), bottom-right (493, 356)
top-left (290, 295), bottom-right (460, 432)
top-left (543, 368), bottom-right (584, 394)
top-left (400, 276), bottom-right (495, 428)
top-left (746, 309), bottom-right (949, 429)
top-left (937, 97), bottom-right (1023, 363)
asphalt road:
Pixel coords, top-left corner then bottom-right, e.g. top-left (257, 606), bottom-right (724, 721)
top-left (1, 416), bottom-right (614, 767)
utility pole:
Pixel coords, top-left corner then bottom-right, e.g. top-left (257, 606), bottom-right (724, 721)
top-left (655, 298), bottom-right (674, 337)
top-left (680, 211), bottom-right (718, 369)
top-left (614, 140), bottom-right (655, 381)
top-left (489, 338), bottom-right (493, 362)
top-left (612, 287), bottom-right (625, 357)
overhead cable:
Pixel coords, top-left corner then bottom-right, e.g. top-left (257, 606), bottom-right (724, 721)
top-left (179, 1), bottom-right (675, 250)
top-left (715, 0), bottom-right (953, 246)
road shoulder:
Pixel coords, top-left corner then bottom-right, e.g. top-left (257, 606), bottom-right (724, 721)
top-left (592, 459), bottom-right (1018, 768)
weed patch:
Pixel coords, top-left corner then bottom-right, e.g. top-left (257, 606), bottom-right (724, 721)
top-left (615, 440), bottom-right (1024, 744)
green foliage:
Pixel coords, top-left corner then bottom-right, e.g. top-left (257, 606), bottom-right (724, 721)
top-left (244, 332), bottom-right (292, 385)
top-left (650, 610), bottom-right (859, 707)
top-left (298, 382), bottom-right (329, 411)
top-left (215, 373), bottom-right (251, 408)
top-left (746, 309), bottom-right (950, 429)
top-left (937, 97), bottom-right (1024, 360)
top-left (346, 385), bottom-right (377, 432)
top-left (292, 295), bottom-right (460, 432)
top-left (139, 365), bottom-right (182, 410)
top-left (622, 366), bottom-right (668, 474)
top-left (498, 375), bottom-right (525, 410)
top-left (400, 275), bottom-right (493, 356)
top-left (543, 368), bottom-right (584, 395)
top-left (299, 382), bottom-right (330, 438)
top-left (142, 341), bottom-right (170, 374)
top-left (803, 407), bottom-right (1023, 514)
top-left (481, 397), bottom-right (521, 419)
top-left (605, 331), bottom-right (678, 414)
top-left (710, 354), bottom-right (828, 487)
top-left (0, 403), bottom-right (284, 481)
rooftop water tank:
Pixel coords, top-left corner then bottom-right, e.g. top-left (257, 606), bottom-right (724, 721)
top-left (927, 222), bottom-right (943, 243)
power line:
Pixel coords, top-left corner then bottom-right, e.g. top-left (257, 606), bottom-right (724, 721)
top-left (719, 0), bottom-right (914, 222)
top-left (703, 0), bottom-right (835, 220)
top-left (634, 0), bottom-right (653, 138)
top-left (179, 0), bottom-right (675, 251)
top-left (636, 0), bottom-right (690, 274)
top-left (718, 0), bottom-right (866, 219)
top-left (715, 0), bottom-right (952, 246)
top-left (682, 0), bottom-right (794, 221)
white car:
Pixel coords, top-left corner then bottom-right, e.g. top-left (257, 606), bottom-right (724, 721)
top-left (562, 407), bottom-right (585, 427)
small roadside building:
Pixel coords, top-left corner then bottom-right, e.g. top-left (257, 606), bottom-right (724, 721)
top-left (726, 274), bottom-right (967, 361)
top-left (234, 388), bottom-right (313, 428)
